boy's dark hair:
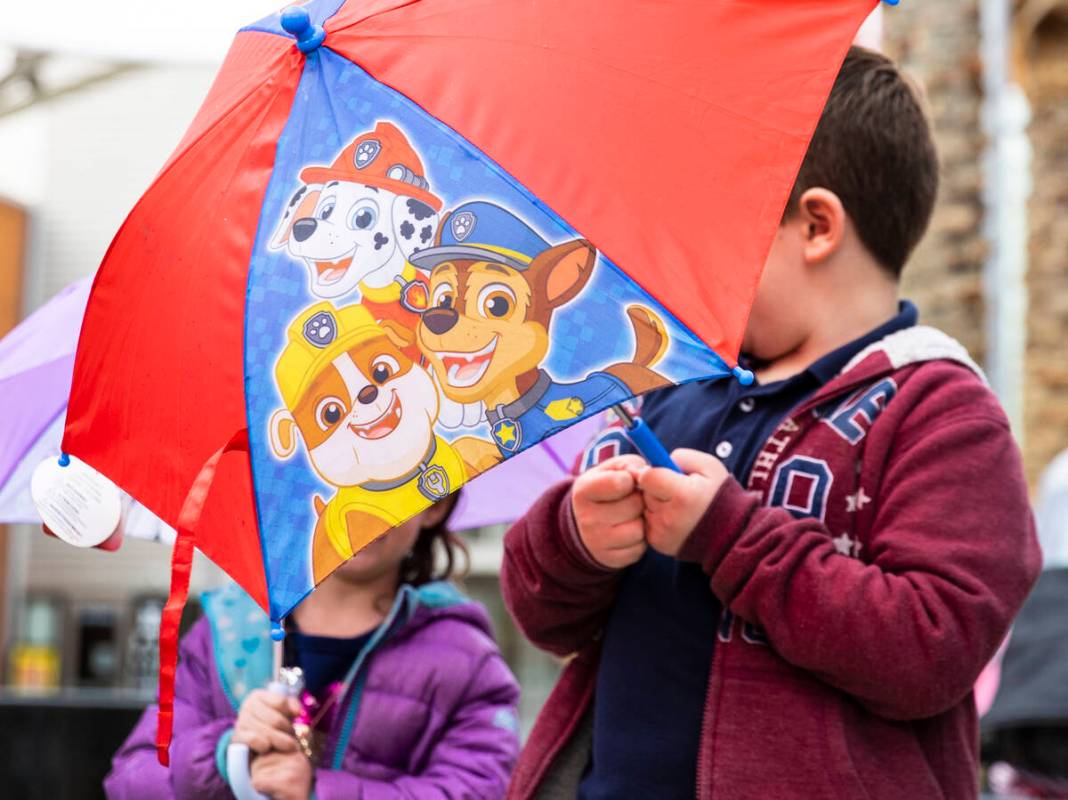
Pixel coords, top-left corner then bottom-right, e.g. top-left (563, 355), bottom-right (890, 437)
top-left (785, 45), bottom-right (939, 277)
top-left (400, 492), bottom-right (468, 586)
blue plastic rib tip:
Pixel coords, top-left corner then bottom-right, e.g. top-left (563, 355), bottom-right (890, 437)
top-left (58, 452), bottom-right (71, 467)
top-left (732, 365), bottom-right (755, 386)
top-left (882, 0), bottom-right (900, 5)
top-left (280, 5), bottom-right (326, 53)
top-left (270, 622), bottom-right (286, 641)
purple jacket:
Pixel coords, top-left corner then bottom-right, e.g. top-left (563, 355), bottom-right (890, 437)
top-left (105, 581), bottom-right (520, 799)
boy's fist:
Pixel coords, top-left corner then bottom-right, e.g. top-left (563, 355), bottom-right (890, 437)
top-left (571, 455), bottom-right (648, 569)
top-left (639, 449), bottom-right (729, 556)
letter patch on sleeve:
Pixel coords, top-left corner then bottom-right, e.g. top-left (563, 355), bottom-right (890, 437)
top-left (823, 378), bottom-right (897, 445)
top-left (769, 456), bottom-right (833, 521)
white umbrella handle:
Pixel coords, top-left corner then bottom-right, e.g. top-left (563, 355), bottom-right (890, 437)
top-left (227, 659), bottom-right (304, 800)
top-left (226, 741), bottom-right (268, 800)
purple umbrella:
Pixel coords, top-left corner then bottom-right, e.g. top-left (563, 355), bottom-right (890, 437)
top-left (0, 278), bottom-right (175, 542)
top-left (451, 415), bottom-right (602, 530)
top-left (0, 277), bottom-right (597, 533)
top-left (0, 278), bottom-right (90, 505)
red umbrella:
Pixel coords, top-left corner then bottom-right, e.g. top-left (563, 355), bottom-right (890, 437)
top-left (59, 0), bottom-right (879, 761)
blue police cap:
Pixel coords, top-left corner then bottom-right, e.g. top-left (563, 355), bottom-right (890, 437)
top-left (409, 201), bottom-right (551, 272)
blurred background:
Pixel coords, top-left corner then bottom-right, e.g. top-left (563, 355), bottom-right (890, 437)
top-left (0, 0), bottom-right (1065, 797)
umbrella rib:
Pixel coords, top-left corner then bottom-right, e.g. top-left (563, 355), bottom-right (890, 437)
top-left (538, 438), bottom-right (570, 476)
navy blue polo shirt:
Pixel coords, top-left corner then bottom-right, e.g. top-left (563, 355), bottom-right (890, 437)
top-left (578, 302), bottom-right (917, 800)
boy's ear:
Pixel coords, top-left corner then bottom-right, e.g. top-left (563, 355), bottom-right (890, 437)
top-left (381, 319), bottom-right (415, 350)
top-left (269, 409), bottom-right (300, 459)
top-left (796, 187), bottom-right (846, 265)
top-left (531, 239), bottom-right (597, 310)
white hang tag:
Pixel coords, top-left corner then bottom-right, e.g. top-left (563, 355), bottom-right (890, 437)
top-left (31, 455), bottom-right (122, 548)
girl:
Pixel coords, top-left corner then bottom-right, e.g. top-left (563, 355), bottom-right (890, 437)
top-left (105, 496), bottom-right (521, 799)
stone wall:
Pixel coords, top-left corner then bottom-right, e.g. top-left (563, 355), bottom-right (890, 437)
top-left (1019, 4), bottom-right (1068, 482)
top-left (882, 0), bottom-right (1068, 484)
top-left (883, 0), bottom-right (988, 363)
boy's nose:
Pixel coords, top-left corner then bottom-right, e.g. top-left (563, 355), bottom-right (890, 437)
top-left (422, 307), bottom-right (459, 335)
top-left (292, 218), bottom-right (317, 243)
top-left (358, 386), bottom-right (379, 405)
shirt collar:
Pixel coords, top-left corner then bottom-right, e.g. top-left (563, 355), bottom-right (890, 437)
top-left (805, 300), bottom-right (918, 384)
top-left (740, 300), bottom-right (918, 390)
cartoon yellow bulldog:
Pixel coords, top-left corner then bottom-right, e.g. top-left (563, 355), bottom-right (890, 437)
top-left (269, 302), bottom-right (498, 582)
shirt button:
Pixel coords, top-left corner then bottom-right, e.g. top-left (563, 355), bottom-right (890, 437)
top-left (739, 397), bottom-right (756, 413)
top-left (715, 441), bottom-right (733, 459)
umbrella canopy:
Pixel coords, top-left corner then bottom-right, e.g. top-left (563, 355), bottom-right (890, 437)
top-left (65, 0), bottom-right (876, 617)
top-left (58, 0), bottom-right (877, 760)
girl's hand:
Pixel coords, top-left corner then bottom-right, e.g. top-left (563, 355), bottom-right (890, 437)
top-left (232, 688), bottom-right (302, 755)
top-left (251, 750), bottom-right (313, 800)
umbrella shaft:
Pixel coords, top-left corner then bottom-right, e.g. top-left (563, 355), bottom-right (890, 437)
top-left (612, 405), bottom-right (681, 473)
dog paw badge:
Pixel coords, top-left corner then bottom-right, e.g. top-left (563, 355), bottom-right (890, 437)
top-left (450, 211), bottom-right (476, 242)
top-left (418, 465), bottom-right (450, 501)
top-left (303, 311), bottom-right (337, 348)
top-left (354, 139), bottom-right (381, 169)
top-left (492, 418), bottom-right (522, 453)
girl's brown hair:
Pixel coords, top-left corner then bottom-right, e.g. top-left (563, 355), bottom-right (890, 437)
top-left (399, 492), bottom-right (468, 587)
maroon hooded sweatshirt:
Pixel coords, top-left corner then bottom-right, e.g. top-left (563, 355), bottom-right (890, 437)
top-left (501, 326), bottom-right (1041, 800)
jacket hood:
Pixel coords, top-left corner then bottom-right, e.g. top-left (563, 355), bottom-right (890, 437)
top-left (393, 580), bottom-right (496, 641)
top-left (200, 579), bottom-right (492, 709)
top-left (842, 324), bottom-right (986, 379)
top-left (803, 324), bottom-right (988, 411)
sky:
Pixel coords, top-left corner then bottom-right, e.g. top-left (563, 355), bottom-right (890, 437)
top-left (2, 2), bottom-right (883, 66)
top-left (1, 1), bottom-right (281, 64)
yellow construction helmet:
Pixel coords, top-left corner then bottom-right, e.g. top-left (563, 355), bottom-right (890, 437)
top-left (274, 302), bottom-right (385, 409)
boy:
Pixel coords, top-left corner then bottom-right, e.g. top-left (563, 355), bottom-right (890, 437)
top-left (501, 47), bottom-right (1041, 800)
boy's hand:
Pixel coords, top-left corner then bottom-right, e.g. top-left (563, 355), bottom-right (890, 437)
top-left (639, 449), bottom-right (729, 556)
top-left (232, 688), bottom-right (302, 755)
top-left (250, 750), bottom-right (313, 800)
top-left (571, 455), bottom-right (649, 569)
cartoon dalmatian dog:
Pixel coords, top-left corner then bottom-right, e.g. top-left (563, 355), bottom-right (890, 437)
top-left (271, 121), bottom-right (442, 329)
top-left (268, 301), bottom-right (499, 582)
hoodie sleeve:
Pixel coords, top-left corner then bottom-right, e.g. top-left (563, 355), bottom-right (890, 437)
top-left (313, 650), bottom-right (520, 800)
top-left (680, 384), bottom-right (1041, 721)
top-left (104, 618), bottom-right (235, 800)
top-left (500, 479), bottom-right (623, 657)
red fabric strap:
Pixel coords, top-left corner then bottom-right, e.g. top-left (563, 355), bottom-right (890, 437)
top-left (156, 429), bottom-right (249, 766)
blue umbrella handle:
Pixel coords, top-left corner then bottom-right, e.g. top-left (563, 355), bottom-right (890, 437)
top-left (612, 405), bottom-right (681, 473)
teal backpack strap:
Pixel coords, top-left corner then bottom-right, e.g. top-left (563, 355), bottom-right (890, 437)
top-left (201, 583), bottom-right (273, 711)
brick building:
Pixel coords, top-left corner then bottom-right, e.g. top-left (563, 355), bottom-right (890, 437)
top-left (884, 0), bottom-right (1068, 483)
